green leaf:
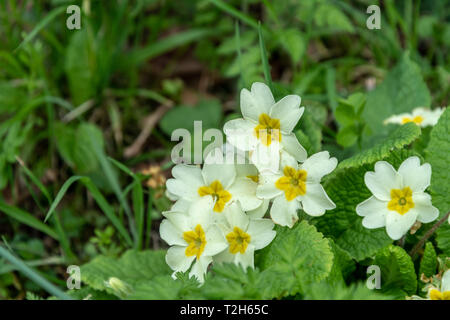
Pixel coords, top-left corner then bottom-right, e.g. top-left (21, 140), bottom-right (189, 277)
top-left (159, 99), bottom-right (222, 135)
top-left (15, 6), bottom-right (67, 52)
top-left (436, 223), bottom-right (450, 256)
top-left (65, 29), bottom-right (96, 106)
top-left (373, 245), bottom-right (417, 297)
top-left (419, 242), bottom-right (437, 278)
top-left (258, 23), bottom-right (272, 91)
top-left (336, 125), bottom-right (359, 147)
top-left (278, 29), bottom-right (305, 64)
top-left (339, 122), bottom-right (421, 169)
top-left (425, 108), bottom-right (450, 216)
top-left (314, 4), bottom-right (355, 33)
top-left (81, 250), bottom-right (171, 295)
top-left (362, 53), bottom-right (430, 143)
top-left (0, 201), bottom-right (58, 240)
top-left (257, 221), bottom-right (333, 296)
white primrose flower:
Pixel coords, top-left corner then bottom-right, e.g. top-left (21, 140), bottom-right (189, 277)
top-left (159, 197), bottom-right (227, 283)
top-left (384, 107), bottom-right (445, 127)
top-left (257, 151), bottom-right (337, 228)
top-left (428, 270), bottom-right (450, 300)
top-left (214, 202), bottom-right (276, 269)
top-left (356, 156), bottom-right (439, 240)
top-left (223, 82), bottom-right (307, 174)
top-left (166, 151), bottom-right (263, 214)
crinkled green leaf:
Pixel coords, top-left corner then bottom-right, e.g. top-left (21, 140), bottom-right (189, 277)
top-left (339, 122), bottom-right (421, 169)
top-left (419, 242), bottom-right (437, 278)
top-left (257, 221), bottom-right (333, 296)
top-left (425, 107), bottom-right (450, 217)
top-left (436, 223), bottom-right (450, 256)
top-left (80, 250), bottom-right (170, 294)
top-left (373, 245), bottom-right (417, 296)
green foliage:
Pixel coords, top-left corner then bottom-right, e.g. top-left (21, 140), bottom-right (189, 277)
top-left (338, 123), bottom-right (421, 169)
top-left (316, 139), bottom-right (421, 261)
top-left (362, 53), bottom-right (430, 144)
top-left (373, 245), bottom-right (417, 297)
top-left (436, 223), bottom-right (450, 256)
top-left (425, 108), bottom-right (450, 216)
top-left (80, 250), bottom-right (170, 296)
top-left (303, 282), bottom-right (392, 300)
top-left (257, 221), bottom-right (333, 296)
top-left (335, 93), bottom-right (367, 147)
top-left (159, 100), bottom-right (222, 135)
top-left (419, 242), bottom-right (437, 278)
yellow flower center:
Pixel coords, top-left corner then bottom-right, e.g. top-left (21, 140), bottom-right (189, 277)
top-left (226, 226), bottom-right (251, 254)
top-left (198, 180), bottom-right (232, 212)
top-left (402, 115), bottom-right (423, 124)
top-left (275, 166), bottom-right (307, 201)
top-left (387, 187), bottom-right (414, 215)
top-left (430, 289), bottom-right (450, 300)
top-left (246, 175), bottom-right (259, 183)
top-left (254, 113), bottom-right (281, 146)
top-left (183, 224), bottom-right (206, 259)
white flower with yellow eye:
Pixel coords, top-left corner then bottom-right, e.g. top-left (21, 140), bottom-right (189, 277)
top-left (384, 107), bottom-right (445, 127)
top-left (166, 154), bottom-right (262, 214)
top-left (257, 151), bottom-right (337, 228)
top-left (223, 82), bottom-right (307, 173)
top-left (356, 157), bottom-right (439, 240)
top-left (159, 197), bottom-right (227, 283)
top-left (427, 270), bottom-right (450, 300)
top-left (214, 203), bottom-right (276, 269)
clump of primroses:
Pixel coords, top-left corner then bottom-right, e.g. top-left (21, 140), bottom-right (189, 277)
top-left (160, 82), bottom-right (440, 283)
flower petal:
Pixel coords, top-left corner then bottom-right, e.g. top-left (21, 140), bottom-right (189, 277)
top-left (166, 246), bottom-right (194, 273)
top-left (247, 219), bottom-right (276, 250)
top-left (256, 174), bottom-right (283, 199)
top-left (411, 193), bottom-right (439, 223)
top-left (204, 225), bottom-right (227, 256)
top-left (228, 177), bottom-right (262, 211)
top-left (202, 161), bottom-right (236, 189)
top-left (223, 202), bottom-right (250, 230)
top-left (189, 255), bottom-right (212, 283)
top-left (235, 246), bottom-right (255, 269)
top-left (364, 161), bottom-right (402, 201)
top-left (270, 195), bottom-right (300, 228)
top-left (281, 133), bottom-right (307, 162)
top-left (159, 219), bottom-right (185, 246)
top-left (223, 118), bottom-right (258, 151)
top-left (385, 210), bottom-right (418, 240)
top-left (247, 199), bottom-right (270, 219)
top-left (240, 82), bottom-right (275, 121)
top-left (269, 95), bottom-right (303, 133)
top-left (188, 196), bottom-right (214, 227)
top-left (300, 151), bottom-right (337, 183)
top-left (356, 196), bottom-right (388, 229)
top-left (299, 183), bottom-right (335, 216)
top-left (250, 141), bottom-right (281, 174)
top-left (398, 156), bottom-right (431, 193)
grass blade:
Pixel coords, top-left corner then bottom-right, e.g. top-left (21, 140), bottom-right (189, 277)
top-left (131, 29), bottom-right (212, 65)
top-left (44, 176), bottom-right (133, 247)
top-left (14, 6), bottom-right (66, 52)
top-left (0, 201), bottom-right (58, 240)
top-left (208, 0), bottom-right (260, 30)
top-left (0, 246), bottom-right (74, 300)
top-left (258, 22), bottom-right (273, 91)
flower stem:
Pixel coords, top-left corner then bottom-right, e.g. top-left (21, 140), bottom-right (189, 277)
top-left (409, 211), bottom-right (450, 258)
